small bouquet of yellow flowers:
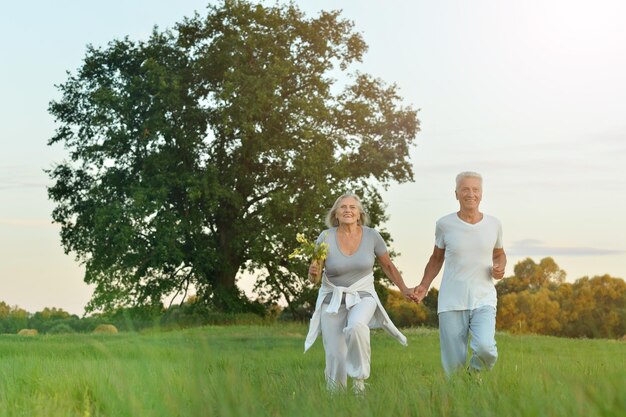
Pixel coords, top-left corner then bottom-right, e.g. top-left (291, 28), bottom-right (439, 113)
top-left (289, 232), bottom-right (329, 284)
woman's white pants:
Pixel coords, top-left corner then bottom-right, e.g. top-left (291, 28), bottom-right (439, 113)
top-left (320, 297), bottom-right (377, 389)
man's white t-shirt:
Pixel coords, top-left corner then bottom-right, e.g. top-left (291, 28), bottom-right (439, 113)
top-left (435, 212), bottom-right (503, 314)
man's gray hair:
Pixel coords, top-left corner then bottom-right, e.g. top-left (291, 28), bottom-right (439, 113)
top-left (455, 171), bottom-right (483, 189)
top-left (325, 193), bottom-right (370, 228)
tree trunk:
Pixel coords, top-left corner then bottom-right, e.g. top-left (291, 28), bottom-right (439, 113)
top-left (208, 207), bottom-right (260, 313)
top-left (212, 263), bottom-right (246, 312)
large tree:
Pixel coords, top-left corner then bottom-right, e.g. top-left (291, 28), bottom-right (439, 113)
top-left (47, 0), bottom-right (419, 313)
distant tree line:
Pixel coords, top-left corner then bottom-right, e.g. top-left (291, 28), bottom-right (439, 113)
top-left (0, 298), bottom-right (274, 335)
top-left (0, 305), bottom-right (99, 335)
top-left (4, 257), bottom-right (623, 338)
top-left (495, 257), bottom-right (626, 339)
top-left (382, 257), bottom-right (626, 339)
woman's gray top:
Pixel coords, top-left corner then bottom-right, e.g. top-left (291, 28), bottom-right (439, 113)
top-left (316, 226), bottom-right (387, 304)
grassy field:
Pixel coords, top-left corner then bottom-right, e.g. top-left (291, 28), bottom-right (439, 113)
top-left (0, 324), bottom-right (624, 417)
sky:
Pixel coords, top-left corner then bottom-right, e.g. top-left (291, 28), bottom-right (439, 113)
top-left (1, 1), bottom-right (625, 315)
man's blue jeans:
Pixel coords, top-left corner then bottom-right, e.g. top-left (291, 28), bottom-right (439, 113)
top-left (438, 305), bottom-right (498, 375)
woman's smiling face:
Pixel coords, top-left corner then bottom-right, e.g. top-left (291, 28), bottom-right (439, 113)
top-left (336, 197), bottom-right (360, 226)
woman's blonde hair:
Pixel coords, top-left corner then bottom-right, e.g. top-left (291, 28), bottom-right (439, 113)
top-left (325, 193), bottom-right (370, 228)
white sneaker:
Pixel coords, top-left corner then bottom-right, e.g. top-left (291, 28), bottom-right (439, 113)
top-left (352, 379), bottom-right (366, 396)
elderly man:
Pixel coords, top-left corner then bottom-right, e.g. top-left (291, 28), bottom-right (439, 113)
top-left (414, 172), bottom-right (506, 375)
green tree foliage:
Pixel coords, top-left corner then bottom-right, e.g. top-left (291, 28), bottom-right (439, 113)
top-left (0, 302), bottom-right (29, 334)
top-left (29, 307), bottom-right (80, 334)
top-left (47, 0), bottom-right (419, 313)
top-left (421, 287), bottom-right (439, 328)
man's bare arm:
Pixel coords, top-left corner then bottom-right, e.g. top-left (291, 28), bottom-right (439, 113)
top-left (414, 245), bottom-right (445, 302)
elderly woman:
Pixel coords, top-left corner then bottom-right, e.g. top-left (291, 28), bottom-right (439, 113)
top-left (304, 193), bottom-right (415, 394)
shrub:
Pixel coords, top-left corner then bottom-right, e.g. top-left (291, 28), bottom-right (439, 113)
top-left (47, 323), bottom-right (76, 334)
top-left (93, 324), bottom-right (118, 334)
top-left (385, 289), bottom-right (429, 328)
top-left (204, 312), bottom-right (269, 325)
top-left (17, 329), bottom-right (38, 336)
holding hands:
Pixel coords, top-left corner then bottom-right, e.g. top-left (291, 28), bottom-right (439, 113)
top-left (401, 287), bottom-right (421, 303)
top-left (412, 284), bottom-right (428, 304)
top-left (399, 285), bottom-right (428, 304)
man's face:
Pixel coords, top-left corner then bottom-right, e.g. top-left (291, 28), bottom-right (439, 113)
top-left (455, 177), bottom-right (482, 210)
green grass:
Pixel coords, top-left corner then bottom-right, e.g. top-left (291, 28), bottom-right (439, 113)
top-left (0, 325), bottom-right (624, 417)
